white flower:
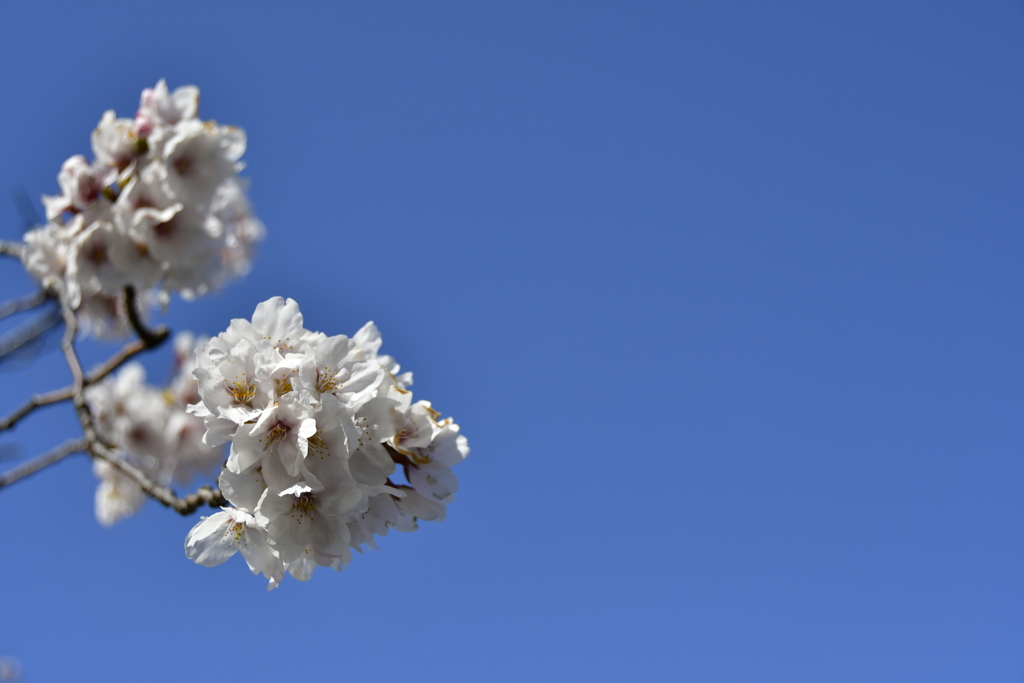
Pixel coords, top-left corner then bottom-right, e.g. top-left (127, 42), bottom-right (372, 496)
top-left (184, 508), bottom-right (283, 586)
top-left (255, 481), bottom-right (357, 564)
top-left (43, 154), bottom-right (115, 219)
top-left (66, 220), bottom-right (133, 300)
top-left (218, 462), bottom-right (267, 514)
top-left (93, 460), bottom-right (146, 527)
top-left (137, 79), bottom-right (199, 128)
top-left (21, 226), bottom-right (69, 293)
top-left (91, 111), bottom-right (138, 170)
top-left (227, 392), bottom-right (318, 478)
top-left (186, 297), bottom-right (469, 587)
top-left (22, 81), bottom-right (264, 337)
top-left (190, 336), bottom-right (265, 445)
top-left (228, 296), bottom-right (322, 351)
top-left (159, 119), bottom-right (244, 210)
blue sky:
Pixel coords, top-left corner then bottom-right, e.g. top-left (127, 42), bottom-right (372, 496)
top-left (0, 2), bottom-right (1022, 681)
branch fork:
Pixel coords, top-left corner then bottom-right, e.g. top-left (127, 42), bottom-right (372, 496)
top-left (0, 282), bottom-right (225, 515)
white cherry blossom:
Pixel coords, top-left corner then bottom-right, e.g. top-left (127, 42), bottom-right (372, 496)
top-left (184, 508), bottom-right (283, 586)
top-left (20, 80), bottom-right (263, 337)
top-left (185, 297), bottom-right (469, 587)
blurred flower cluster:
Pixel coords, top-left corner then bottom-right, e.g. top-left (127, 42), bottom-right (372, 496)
top-left (20, 80), bottom-right (263, 337)
top-left (183, 297), bottom-right (469, 588)
top-left (85, 333), bottom-right (222, 526)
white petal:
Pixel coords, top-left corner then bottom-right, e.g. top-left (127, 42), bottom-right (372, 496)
top-left (184, 511), bottom-right (240, 567)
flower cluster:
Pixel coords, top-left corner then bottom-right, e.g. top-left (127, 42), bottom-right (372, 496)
top-left (20, 80), bottom-right (264, 337)
top-left (183, 297), bottom-right (469, 588)
top-left (85, 333), bottom-right (223, 526)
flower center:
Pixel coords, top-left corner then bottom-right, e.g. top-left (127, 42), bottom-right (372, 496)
top-left (316, 367), bottom-right (342, 393)
top-left (295, 493), bottom-right (316, 513)
top-left (308, 431), bottom-right (331, 460)
top-left (227, 379), bottom-right (256, 405)
top-left (261, 421), bottom-right (291, 447)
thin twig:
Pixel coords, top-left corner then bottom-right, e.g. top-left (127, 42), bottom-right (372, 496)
top-left (54, 290), bottom-right (219, 515)
top-left (0, 285), bottom-right (217, 515)
top-left (0, 336), bottom-right (155, 432)
top-left (124, 285), bottom-right (168, 348)
top-left (0, 240), bottom-right (23, 259)
top-left (88, 441), bottom-right (227, 514)
top-left (85, 337), bottom-right (154, 384)
top-left (0, 290), bottom-right (48, 322)
top-left (0, 438), bottom-right (87, 489)
top-left (0, 386), bottom-right (74, 433)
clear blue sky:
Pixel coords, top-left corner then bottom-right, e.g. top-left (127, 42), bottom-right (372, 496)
top-left (0, 2), bottom-right (1022, 681)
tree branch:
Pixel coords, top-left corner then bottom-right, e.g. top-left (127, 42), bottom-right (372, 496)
top-left (88, 441), bottom-right (227, 514)
top-left (0, 438), bottom-right (86, 489)
top-left (50, 290), bottom-right (221, 515)
top-left (0, 290), bottom-right (48, 322)
top-left (2, 297), bottom-right (221, 514)
top-left (124, 285), bottom-right (168, 348)
top-left (0, 336), bottom-right (158, 432)
top-left (0, 240), bottom-right (23, 259)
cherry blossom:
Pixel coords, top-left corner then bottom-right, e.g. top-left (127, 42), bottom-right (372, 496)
top-left (183, 297), bottom-right (469, 587)
top-left (1, 84), bottom-right (468, 592)
top-left (20, 80), bottom-right (263, 336)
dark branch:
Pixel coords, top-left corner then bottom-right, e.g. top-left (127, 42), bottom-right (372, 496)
top-left (124, 286), bottom-right (168, 348)
top-left (0, 438), bottom-right (86, 489)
